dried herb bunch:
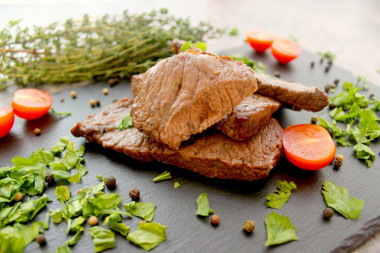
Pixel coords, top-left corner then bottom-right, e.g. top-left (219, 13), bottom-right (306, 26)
top-left (0, 8), bottom-right (224, 89)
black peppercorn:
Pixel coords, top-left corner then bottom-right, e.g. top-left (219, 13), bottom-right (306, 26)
top-left (324, 84), bottom-right (332, 92)
top-left (324, 66), bottom-right (330, 73)
top-left (310, 61), bottom-right (315, 68)
top-left (274, 71), bottom-right (281, 78)
top-left (105, 176), bottom-right (116, 189)
top-left (369, 93), bottom-right (375, 99)
top-left (329, 103), bottom-right (336, 109)
top-left (327, 60), bottom-right (333, 66)
top-left (36, 234), bottom-right (46, 246)
top-left (320, 58), bottom-right (324, 64)
top-left (333, 79), bottom-right (340, 85)
top-left (323, 208), bottom-right (334, 219)
top-left (129, 188), bottom-right (140, 200)
top-left (333, 159), bottom-right (343, 169)
top-left (45, 173), bottom-right (55, 186)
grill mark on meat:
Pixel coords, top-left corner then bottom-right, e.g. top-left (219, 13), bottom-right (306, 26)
top-left (131, 51), bottom-right (258, 150)
top-left (71, 99), bottom-right (283, 181)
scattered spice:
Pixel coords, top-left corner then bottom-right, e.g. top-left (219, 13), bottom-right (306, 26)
top-left (60, 98), bottom-right (65, 103)
top-left (328, 103), bottom-right (336, 109)
top-left (333, 159), bottom-right (343, 169)
top-left (324, 66), bottom-right (330, 73)
top-left (369, 93), bottom-right (375, 99)
top-left (320, 58), bottom-right (324, 64)
top-left (89, 216), bottom-right (98, 226)
top-left (243, 220), bottom-right (255, 233)
top-left (336, 154), bottom-right (344, 162)
top-left (45, 173), bottom-right (55, 186)
top-left (311, 116), bottom-right (318, 124)
top-left (323, 208), bottom-right (334, 219)
top-left (34, 128), bottom-right (41, 136)
top-left (105, 176), bottom-right (117, 189)
top-left (129, 188), bottom-right (140, 200)
top-left (95, 100), bottom-right (101, 107)
top-left (210, 214), bottom-right (220, 226)
top-left (14, 192), bottom-right (23, 202)
top-left (108, 78), bottom-right (120, 87)
top-left (327, 60), bottom-right (333, 66)
top-left (89, 99), bottom-right (96, 107)
top-left (334, 78), bottom-right (340, 85)
top-left (36, 234), bottom-right (47, 246)
top-left (310, 61), bottom-right (315, 68)
top-left (70, 91), bottom-right (77, 99)
top-left (103, 88), bottom-right (109, 95)
top-left (274, 71), bottom-right (281, 78)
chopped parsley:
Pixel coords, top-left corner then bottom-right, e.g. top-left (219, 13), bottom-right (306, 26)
top-left (124, 201), bottom-right (156, 222)
top-left (231, 54), bottom-right (266, 73)
top-left (116, 115), bottom-right (133, 130)
top-left (127, 222), bottom-right (166, 251)
top-left (266, 180), bottom-right (297, 209)
top-left (264, 211), bottom-right (298, 247)
top-left (196, 193), bottom-right (214, 216)
top-left (317, 50), bottom-right (336, 61)
top-left (174, 182), bottom-right (181, 188)
top-left (103, 213), bottom-right (130, 237)
top-left (322, 180), bottom-right (364, 220)
top-left (180, 41), bottom-right (207, 52)
top-left (89, 226), bottom-right (116, 253)
top-left (152, 170), bottom-right (172, 182)
top-left (50, 108), bottom-right (71, 118)
top-left (229, 28), bottom-right (239, 36)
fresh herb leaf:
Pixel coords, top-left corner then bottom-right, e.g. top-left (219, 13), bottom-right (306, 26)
top-left (180, 41), bottom-right (207, 52)
top-left (152, 171), bottom-right (172, 182)
top-left (196, 193), bottom-right (213, 216)
top-left (231, 54), bottom-right (266, 73)
top-left (174, 182), bottom-right (180, 188)
top-left (124, 201), bottom-right (156, 222)
top-left (65, 216), bottom-right (85, 246)
top-left (51, 108), bottom-right (71, 118)
top-left (0, 227), bottom-right (26, 253)
top-left (51, 137), bottom-right (70, 155)
top-left (54, 245), bottom-right (72, 253)
top-left (356, 75), bottom-right (368, 90)
top-left (318, 118), bottom-right (347, 139)
top-left (103, 213), bottom-right (130, 237)
top-left (127, 222), bottom-right (166, 251)
top-left (322, 180), bottom-right (364, 219)
top-left (354, 143), bottom-right (376, 167)
top-left (266, 180), bottom-right (297, 209)
top-left (116, 115), bottom-right (133, 130)
top-left (50, 209), bottom-right (64, 224)
top-left (229, 28), bottom-right (238, 36)
top-left (68, 173), bottom-right (81, 184)
top-left (264, 211), bottom-right (298, 247)
top-left (89, 226), bottom-right (116, 253)
top-left (0, 178), bottom-right (20, 203)
top-left (317, 50), bottom-right (336, 61)
top-left (56, 186), bottom-right (71, 202)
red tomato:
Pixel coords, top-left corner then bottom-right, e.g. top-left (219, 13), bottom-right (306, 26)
top-left (271, 39), bottom-right (301, 64)
top-left (12, 89), bottom-right (52, 120)
top-left (246, 30), bottom-right (275, 53)
top-left (283, 124), bottom-right (336, 170)
top-left (0, 107), bottom-right (15, 138)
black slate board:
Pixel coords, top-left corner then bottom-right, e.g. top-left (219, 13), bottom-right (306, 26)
top-left (0, 44), bottom-right (379, 253)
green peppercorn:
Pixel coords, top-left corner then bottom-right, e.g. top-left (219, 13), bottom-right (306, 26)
top-left (243, 220), bottom-right (255, 233)
top-left (36, 234), bottom-right (46, 246)
top-left (323, 208), bottom-right (334, 219)
top-left (105, 176), bottom-right (116, 189)
top-left (129, 188), bottom-right (140, 200)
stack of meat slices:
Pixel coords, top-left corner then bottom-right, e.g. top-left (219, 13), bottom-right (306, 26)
top-left (72, 48), bottom-right (329, 181)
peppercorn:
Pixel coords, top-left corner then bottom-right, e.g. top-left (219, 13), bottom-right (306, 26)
top-left (324, 84), bottom-right (332, 92)
top-left (14, 192), bottom-right (23, 202)
top-left (129, 188), bottom-right (140, 200)
top-left (45, 173), bottom-right (55, 186)
top-left (60, 98), bottom-right (65, 103)
top-left (327, 60), bottom-right (333, 66)
top-left (105, 176), bottom-right (116, 189)
top-left (36, 234), bottom-right (46, 246)
top-left (323, 208), bottom-right (334, 219)
top-left (108, 78), bottom-right (120, 87)
top-left (103, 88), bottom-right (109, 95)
top-left (34, 128), bottom-right (41, 136)
top-left (89, 216), bottom-right (98, 226)
top-left (274, 71), bottom-right (281, 78)
top-left (70, 91), bottom-right (77, 99)
top-left (89, 99), bottom-right (96, 107)
top-left (310, 61), bottom-right (315, 68)
top-left (329, 103), bottom-right (336, 109)
top-left (311, 116), bottom-right (318, 124)
top-left (334, 79), bottom-right (340, 85)
top-left (210, 214), bottom-right (220, 226)
top-left (95, 100), bottom-right (101, 107)
top-left (369, 93), bottom-right (375, 99)
top-left (336, 154), bottom-right (344, 162)
top-left (320, 58), bottom-right (324, 64)
top-left (243, 220), bottom-right (255, 233)
top-left (333, 159), bottom-right (343, 169)
top-left (324, 66), bottom-right (330, 73)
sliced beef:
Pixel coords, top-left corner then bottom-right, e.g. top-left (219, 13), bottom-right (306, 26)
top-left (255, 73), bottom-right (329, 112)
top-left (71, 99), bottom-right (283, 181)
top-left (214, 94), bottom-right (281, 140)
top-left (131, 49), bottom-right (258, 150)
top-left (130, 73), bottom-right (144, 96)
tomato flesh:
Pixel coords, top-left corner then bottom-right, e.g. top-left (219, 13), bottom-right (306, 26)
top-left (12, 89), bottom-right (52, 120)
top-left (271, 39), bottom-right (301, 64)
top-left (246, 30), bottom-right (275, 53)
top-left (0, 107), bottom-right (15, 138)
top-left (283, 124), bottom-right (336, 170)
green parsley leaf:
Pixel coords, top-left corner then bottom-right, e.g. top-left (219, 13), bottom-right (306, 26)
top-left (174, 182), bottom-right (180, 188)
top-left (127, 222), bottom-right (166, 251)
top-left (124, 201), bottom-right (156, 222)
top-left (89, 226), bottom-right (116, 253)
top-left (116, 115), bottom-right (133, 130)
top-left (264, 211), bottom-right (298, 247)
top-left (356, 75), bottom-right (369, 90)
top-left (318, 118), bottom-right (347, 139)
top-left (0, 178), bottom-right (20, 203)
top-left (56, 186), bottom-right (71, 202)
top-left (354, 143), bottom-right (376, 167)
top-left (50, 209), bottom-right (64, 224)
top-left (317, 50), bottom-right (336, 61)
top-left (196, 42), bottom-right (207, 51)
top-left (0, 228), bottom-right (25, 253)
top-left (322, 180), bottom-right (364, 219)
top-left (180, 41), bottom-right (207, 52)
top-left (152, 171), bottom-right (172, 182)
top-left (0, 222), bottom-right (41, 250)
top-left (266, 180), bottom-right (297, 209)
top-left (91, 182), bottom-right (105, 197)
top-left (54, 245), bottom-right (72, 253)
top-left (50, 108), bottom-right (71, 118)
top-left (68, 173), bottom-right (81, 184)
top-left (229, 28), bottom-right (238, 36)
top-left (231, 54), bottom-right (266, 73)
top-left (65, 216), bottom-right (85, 246)
top-left (103, 213), bottom-right (130, 237)
top-left (196, 193), bottom-right (213, 216)
top-left (51, 137), bottom-right (70, 155)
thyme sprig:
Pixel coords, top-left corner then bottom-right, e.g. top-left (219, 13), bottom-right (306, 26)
top-left (0, 9), bottom-right (224, 89)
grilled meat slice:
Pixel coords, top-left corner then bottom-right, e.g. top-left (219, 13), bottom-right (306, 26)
top-left (71, 99), bottom-right (283, 181)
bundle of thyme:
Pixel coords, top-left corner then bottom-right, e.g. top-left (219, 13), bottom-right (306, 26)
top-left (0, 8), bottom-right (224, 89)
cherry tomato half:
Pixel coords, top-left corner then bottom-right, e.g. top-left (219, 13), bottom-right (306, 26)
top-left (283, 124), bottom-right (336, 170)
top-left (246, 30), bottom-right (275, 53)
top-left (0, 107), bottom-right (15, 138)
top-left (271, 39), bottom-right (301, 64)
top-left (12, 89), bottom-right (52, 120)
